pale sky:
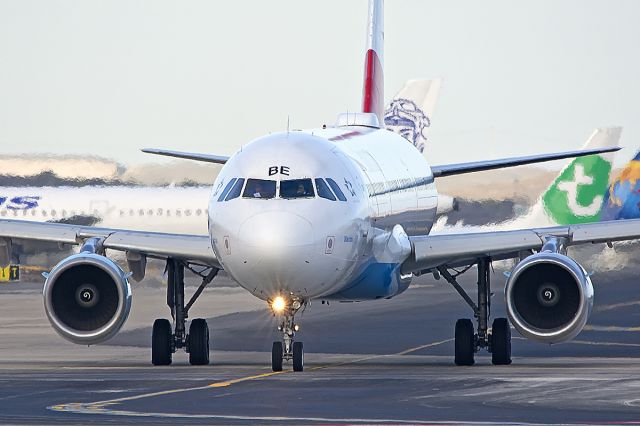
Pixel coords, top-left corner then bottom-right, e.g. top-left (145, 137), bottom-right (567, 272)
top-left (1, 0), bottom-right (638, 168)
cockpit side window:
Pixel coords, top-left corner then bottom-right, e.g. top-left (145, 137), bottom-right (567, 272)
top-left (280, 179), bottom-right (315, 199)
top-left (217, 178), bottom-right (237, 202)
top-left (315, 178), bottom-right (336, 201)
top-left (326, 178), bottom-right (347, 201)
top-left (243, 179), bottom-right (276, 199)
top-left (224, 178), bottom-right (245, 201)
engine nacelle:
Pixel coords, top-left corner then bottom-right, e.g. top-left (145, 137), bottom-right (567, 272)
top-left (505, 252), bottom-right (593, 344)
top-left (43, 253), bottom-right (132, 345)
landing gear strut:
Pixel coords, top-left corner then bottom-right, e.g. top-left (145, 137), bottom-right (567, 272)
top-left (271, 299), bottom-right (305, 372)
top-left (438, 257), bottom-right (512, 366)
top-left (151, 259), bottom-right (218, 366)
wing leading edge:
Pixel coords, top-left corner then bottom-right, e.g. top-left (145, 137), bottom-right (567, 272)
top-left (402, 219), bottom-right (640, 274)
top-left (430, 146), bottom-right (620, 178)
top-left (141, 148), bottom-right (229, 165)
top-left (0, 219), bottom-right (219, 268)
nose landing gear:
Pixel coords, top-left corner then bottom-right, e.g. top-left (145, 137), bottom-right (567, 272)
top-left (271, 297), bottom-right (305, 372)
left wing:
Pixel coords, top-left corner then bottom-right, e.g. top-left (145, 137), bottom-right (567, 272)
top-left (401, 219), bottom-right (640, 274)
top-left (0, 219), bottom-right (219, 268)
top-left (430, 146), bottom-right (620, 178)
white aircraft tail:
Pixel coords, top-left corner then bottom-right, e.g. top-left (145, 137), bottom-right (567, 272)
top-left (361, 0), bottom-right (384, 125)
top-left (523, 127), bottom-right (621, 227)
top-left (384, 79), bottom-right (442, 153)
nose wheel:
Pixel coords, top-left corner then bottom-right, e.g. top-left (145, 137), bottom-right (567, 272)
top-left (271, 299), bottom-right (305, 372)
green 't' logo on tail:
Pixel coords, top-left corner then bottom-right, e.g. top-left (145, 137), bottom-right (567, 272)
top-left (542, 155), bottom-right (611, 224)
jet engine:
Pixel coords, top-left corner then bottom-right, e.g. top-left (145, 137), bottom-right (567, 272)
top-left (505, 252), bottom-right (593, 344)
top-left (43, 253), bottom-right (132, 345)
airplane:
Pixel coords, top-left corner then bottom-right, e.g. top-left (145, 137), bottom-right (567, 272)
top-left (600, 150), bottom-right (640, 221)
top-left (433, 127), bottom-right (622, 233)
top-left (1, 0), bottom-right (639, 372)
top-left (0, 80), bottom-right (452, 240)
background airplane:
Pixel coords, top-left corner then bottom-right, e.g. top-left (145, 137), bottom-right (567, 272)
top-left (601, 150), bottom-right (640, 220)
top-left (433, 127), bottom-right (622, 232)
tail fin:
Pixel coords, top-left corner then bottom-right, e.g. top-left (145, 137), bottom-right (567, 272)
top-left (384, 79), bottom-right (443, 153)
top-left (600, 150), bottom-right (640, 220)
top-left (528, 127), bottom-right (621, 225)
top-left (361, 0), bottom-right (384, 125)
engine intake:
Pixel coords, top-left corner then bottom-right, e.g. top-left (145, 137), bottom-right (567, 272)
top-left (43, 253), bottom-right (132, 345)
top-left (505, 252), bottom-right (593, 344)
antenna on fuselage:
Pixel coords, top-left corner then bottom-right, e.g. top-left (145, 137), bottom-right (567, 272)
top-left (286, 115), bottom-right (291, 134)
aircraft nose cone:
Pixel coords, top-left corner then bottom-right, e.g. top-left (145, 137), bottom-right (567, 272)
top-left (239, 211), bottom-right (314, 250)
top-left (236, 211), bottom-right (315, 296)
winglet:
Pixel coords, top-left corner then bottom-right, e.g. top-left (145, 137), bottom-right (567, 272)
top-left (141, 148), bottom-right (229, 165)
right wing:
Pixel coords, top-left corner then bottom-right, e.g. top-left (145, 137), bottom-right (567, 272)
top-left (402, 219), bottom-right (640, 274)
top-left (0, 219), bottom-right (219, 268)
top-left (141, 148), bottom-right (230, 165)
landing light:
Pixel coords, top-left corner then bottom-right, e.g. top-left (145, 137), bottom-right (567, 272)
top-left (271, 296), bottom-right (287, 313)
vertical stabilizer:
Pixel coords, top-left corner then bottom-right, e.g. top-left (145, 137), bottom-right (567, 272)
top-left (385, 79), bottom-right (443, 153)
top-left (527, 127), bottom-right (621, 226)
top-left (601, 150), bottom-right (640, 220)
top-left (361, 0), bottom-right (384, 125)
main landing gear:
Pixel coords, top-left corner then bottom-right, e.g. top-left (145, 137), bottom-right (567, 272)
top-left (438, 257), bottom-right (512, 366)
top-left (271, 297), bottom-right (305, 372)
top-left (152, 259), bottom-right (219, 366)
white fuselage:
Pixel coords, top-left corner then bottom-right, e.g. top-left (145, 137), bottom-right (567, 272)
top-left (0, 186), bottom-right (210, 234)
top-left (208, 124), bottom-right (437, 302)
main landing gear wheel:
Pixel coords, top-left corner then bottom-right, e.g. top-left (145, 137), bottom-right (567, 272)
top-left (491, 317), bottom-right (512, 365)
top-left (292, 341), bottom-right (304, 372)
top-left (454, 318), bottom-right (475, 366)
top-left (188, 318), bottom-right (210, 366)
top-left (152, 319), bottom-right (173, 366)
top-left (152, 259), bottom-right (219, 366)
top-left (272, 342), bottom-right (283, 372)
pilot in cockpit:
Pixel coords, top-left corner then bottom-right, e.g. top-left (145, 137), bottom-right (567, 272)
top-left (296, 183), bottom-right (307, 197)
top-left (253, 183), bottom-right (264, 198)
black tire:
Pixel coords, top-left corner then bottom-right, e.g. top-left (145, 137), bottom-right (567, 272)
top-left (491, 317), bottom-right (512, 365)
top-left (152, 319), bottom-right (173, 366)
top-left (454, 318), bottom-right (475, 366)
top-left (272, 342), bottom-right (283, 372)
top-left (188, 318), bottom-right (210, 365)
top-left (292, 341), bottom-right (304, 372)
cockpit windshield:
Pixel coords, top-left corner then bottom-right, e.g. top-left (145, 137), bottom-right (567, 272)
top-left (243, 179), bottom-right (276, 199)
top-left (280, 179), bottom-right (315, 199)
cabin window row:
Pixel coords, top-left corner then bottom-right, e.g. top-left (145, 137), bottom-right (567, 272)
top-left (0, 208), bottom-right (207, 218)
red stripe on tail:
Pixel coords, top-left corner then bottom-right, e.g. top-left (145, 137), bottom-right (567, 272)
top-left (362, 49), bottom-right (384, 124)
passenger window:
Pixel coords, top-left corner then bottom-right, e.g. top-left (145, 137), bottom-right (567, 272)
top-left (217, 178), bottom-right (237, 202)
top-left (243, 179), bottom-right (276, 199)
top-left (326, 178), bottom-right (347, 201)
top-left (225, 178), bottom-right (245, 201)
top-left (315, 178), bottom-right (336, 201)
top-left (280, 179), bottom-right (315, 199)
